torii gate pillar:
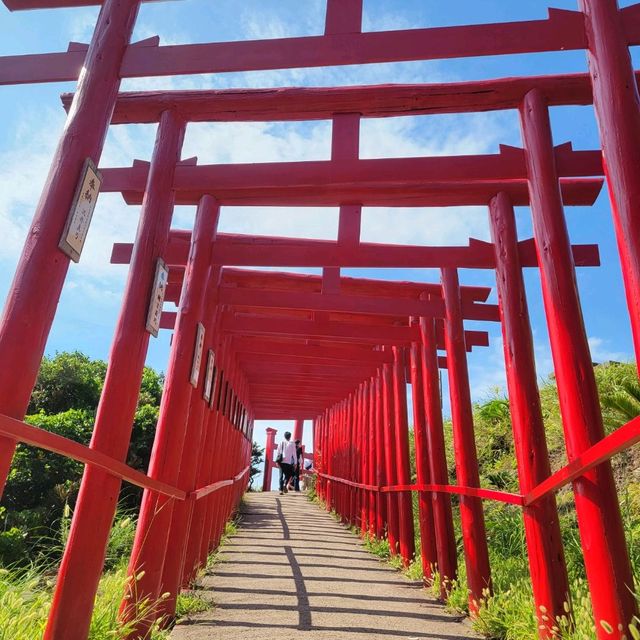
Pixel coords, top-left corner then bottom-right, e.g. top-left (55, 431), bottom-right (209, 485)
top-left (262, 428), bottom-right (277, 492)
top-left (293, 419), bottom-right (304, 442)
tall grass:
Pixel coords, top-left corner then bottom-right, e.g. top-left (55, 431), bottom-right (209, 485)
top-left (351, 362), bottom-right (640, 639)
top-left (0, 505), bottom-right (240, 638)
top-left (0, 564), bottom-right (169, 640)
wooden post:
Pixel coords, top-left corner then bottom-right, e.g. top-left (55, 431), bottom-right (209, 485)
top-left (199, 338), bottom-right (229, 565)
top-left (520, 89), bottom-right (637, 634)
top-left (579, 0), bottom-right (640, 370)
top-left (418, 314), bottom-right (457, 598)
top-left (408, 340), bottom-right (438, 583)
top-left (382, 363), bottom-right (400, 555)
top-left (0, 0), bottom-right (141, 499)
top-left (367, 377), bottom-right (377, 536)
top-left (160, 265), bottom-right (223, 619)
top-left (294, 419), bottom-right (304, 442)
top-left (121, 196), bottom-right (220, 635)
top-left (392, 347), bottom-right (416, 567)
top-left (442, 268), bottom-right (492, 613)
top-left (374, 374), bottom-right (387, 539)
top-left (44, 109), bottom-right (184, 640)
top-left (262, 428), bottom-right (277, 492)
top-left (181, 315), bottom-right (222, 585)
top-left (489, 192), bottom-right (570, 636)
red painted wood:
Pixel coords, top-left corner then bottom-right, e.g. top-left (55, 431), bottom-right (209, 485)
top-left (373, 375), bottom-right (387, 539)
top-left (100, 149), bottom-right (603, 201)
top-left (325, 0), bottom-right (362, 35)
top-left (121, 196), bottom-right (220, 635)
top-left (262, 428), bottom-right (277, 492)
top-left (160, 265), bottom-right (222, 619)
top-left (219, 286), bottom-right (447, 318)
top-left (78, 72), bottom-right (640, 125)
top-left (112, 232), bottom-right (599, 273)
top-left (234, 338), bottom-right (394, 364)
top-left (442, 268), bottom-right (492, 612)
top-left (163, 309), bottom-right (490, 351)
top-left (44, 110), bottom-right (185, 640)
top-left (293, 419), bottom-right (304, 443)
top-left (415, 320), bottom-right (458, 596)
top-left (489, 192), bottom-right (569, 636)
top-left (0, 8), bottom-right (589, 83)
top-left (367, 377), bottom-right (377, 536)
top-left (222, 315), bottom-right (419, 345)
top-left (525, 414), bottom-right (640, 506)
top-left (155, 263), bottom-right (494, 304)
top-left (580, 0), bottom-right (640, 372)
top-left (391, 347), bottom-right (415, 567)
top-left (317, 473), bottom-right (524, 507)
top-left (173, 263), bottom-right (489, 302)
top-left (0, 413), bottom-right (183, 498)
top-left (199, 339), bottom-right (228, 567)
top-left (0, 0), bottom-right (141, 510)
top-left (520, 88), bottom-right (637, 634)
top-left (408, 342), bottom-right (438, 583)
top-left (382, 363), bottom-right (400, 555)
top-left (181, 335), bottom-right (222, 585)
top-left (139, 178), bottom-right (602, 208)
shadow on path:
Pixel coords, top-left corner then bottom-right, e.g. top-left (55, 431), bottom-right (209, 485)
top-left (170, 493), bottom-right (478, 640)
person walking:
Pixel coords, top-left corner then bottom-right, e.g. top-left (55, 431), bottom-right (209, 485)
top-left (293, 439), bottom-right (303, 492)
top-left (276, 431), bottom-right (297, 495)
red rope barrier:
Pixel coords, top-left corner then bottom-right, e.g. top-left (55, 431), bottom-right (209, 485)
top-left (0, 412), bottom-right (186, 499)
top-left (0, 412), bottom-right (249, 501)
top-left (318, 473), bottom-right (524, 505)
top-left (383, 483), bottom-right (524, 506)
top-left (524, 415), bottom-right (640, 506)
top-left (190, 466), bottom-right (251, 501)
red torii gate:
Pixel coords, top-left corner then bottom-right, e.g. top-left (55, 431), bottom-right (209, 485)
top-left (0, 1), bottom-right (638, 639)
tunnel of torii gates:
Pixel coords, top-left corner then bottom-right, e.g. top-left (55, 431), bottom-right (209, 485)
top-left (2, 1), bottom-right (640, 640)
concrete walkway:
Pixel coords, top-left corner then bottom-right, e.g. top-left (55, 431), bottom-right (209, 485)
top-left (171, 492), bottom-right (478, 640)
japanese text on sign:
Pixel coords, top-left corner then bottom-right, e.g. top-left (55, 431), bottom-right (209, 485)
top-left (190, 323), bottom-right (206, 388)
top-left (59, 158), bottom-right (102, 262)
top-left (146, 259), bottom-right (169, 338)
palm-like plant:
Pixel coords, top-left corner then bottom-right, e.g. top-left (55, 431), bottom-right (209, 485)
top-left (601, 379), bottom-right (640, 429)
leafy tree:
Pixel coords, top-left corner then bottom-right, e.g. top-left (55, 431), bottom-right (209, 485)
top-left (28, 352), bottom-right (106, 415)
top-left (249, 441), bottom-right (264, 490)
top-left (0, 352), bottom-right (165, 564)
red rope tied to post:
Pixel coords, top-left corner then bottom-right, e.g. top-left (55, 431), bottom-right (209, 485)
top-left (0, 412), bottom-right (250, 502)
top-left (317, 414), bottom-right (640, 509)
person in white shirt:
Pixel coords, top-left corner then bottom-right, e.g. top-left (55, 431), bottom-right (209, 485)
top-left (276, 431), bottom-right (297, 494)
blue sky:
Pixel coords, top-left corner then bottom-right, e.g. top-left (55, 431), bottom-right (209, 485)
top-left (0, 1), bottom-right (636, 488)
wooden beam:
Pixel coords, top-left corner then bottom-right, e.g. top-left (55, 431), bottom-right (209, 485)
top-left (91, 71), bottom-right (640, 125)
top-left (0, 9), bottom-right (591, 84)
top-left (110, 233), bottom-right (600, 271)
top-left (99, 149), bottom-right (604, 207)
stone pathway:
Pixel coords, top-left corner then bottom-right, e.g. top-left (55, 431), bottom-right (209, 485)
top-left (171, 492), bottom-right (479, 640)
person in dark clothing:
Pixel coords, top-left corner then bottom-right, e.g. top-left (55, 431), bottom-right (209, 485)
top-left (276, 431), bottom-right (296, 495)
top-left (294, 439), bottom-right (303, 492)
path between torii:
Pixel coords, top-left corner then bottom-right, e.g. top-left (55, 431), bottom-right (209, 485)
top-left (170, 492), bottom-right (479, 640)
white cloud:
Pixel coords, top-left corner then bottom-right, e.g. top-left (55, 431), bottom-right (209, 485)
top-left (588, 336), bottom-right (630, 364)
top-left (68, 8), bottom-right (99, 43)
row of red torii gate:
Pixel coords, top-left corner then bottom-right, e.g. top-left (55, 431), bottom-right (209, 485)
top-left (0, 1), bottom-right (640, 639)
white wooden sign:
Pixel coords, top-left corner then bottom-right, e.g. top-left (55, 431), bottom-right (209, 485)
top-left (190, 323), bottom-right (206, 387)
top-left (59, 158), bottom-right (102, 262)
top-left (203, 349), bottom-right (215, 402)
top-left (145, 258), bottom-right (169, 338)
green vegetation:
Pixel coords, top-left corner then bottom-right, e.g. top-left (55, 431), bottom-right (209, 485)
top-left (0, 351), bottom-right (248, 638)
top-left (249, 441), bottom-right (264, 490)
top-left (356, 361), bottom-right (640, 639)
top-left (2, 352), bottom-right (163, 566)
